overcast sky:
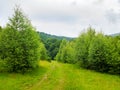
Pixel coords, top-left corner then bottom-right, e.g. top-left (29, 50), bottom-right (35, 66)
top-left (0, 0), bottom-right (120, 37)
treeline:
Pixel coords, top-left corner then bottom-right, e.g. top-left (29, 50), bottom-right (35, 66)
top-left (0, 6), bottom-right (119, 75)
top-left (39, 32), bottom-right (73, 41)
top-left (55, 28), bottom-right (120, 75)
top-left (37, 32), bottom-right (62, 60)
top-left (0, 7), bottom-right (47, 73)
top-left (37, 32), bottom-right (74, 60)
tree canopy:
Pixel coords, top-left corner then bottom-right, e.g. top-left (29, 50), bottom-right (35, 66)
top-left (0, 7), bottom-right (41, 73)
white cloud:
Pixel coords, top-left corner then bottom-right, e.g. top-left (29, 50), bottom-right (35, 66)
top-left (0, 0), bottom-right (120, 37)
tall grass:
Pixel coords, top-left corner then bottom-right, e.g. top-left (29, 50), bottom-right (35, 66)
top-left (0, 61), bottom-right (120, 90)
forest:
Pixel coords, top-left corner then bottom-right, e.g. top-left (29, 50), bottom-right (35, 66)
top-left (38, 25), bottom-right (120, 75)
top-left (0, 7), bottom-right (120, 90)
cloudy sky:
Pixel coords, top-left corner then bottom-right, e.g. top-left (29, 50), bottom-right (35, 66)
top-left (0, 0), bottom-right (120, 37)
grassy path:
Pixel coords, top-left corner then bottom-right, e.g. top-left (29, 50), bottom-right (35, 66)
top-left (28, 61), bottom-right (120, 90)
top-left (29, 61), bottom-right (66, 90)
top-left (0, 61), bottom-right (120, 90)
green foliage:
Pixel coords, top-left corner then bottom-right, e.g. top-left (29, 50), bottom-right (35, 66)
top-left (38, 32), bottom-right (62, 60)
top-left (37, 32), bottom-right (74, 60)
top-left (39, 43), bottom-right (48, 60)
top-left (88, 33), bottom-right (110, 72)
top-left (88, 34), bottom-right (120, 74)
top-left (38, 32), bottom-right (74, 41)
top-left (0, 7), bottom-right (41, 73)
top-left (75, 27), bottom-right (96, 68)
top-left (45, 38), bottom-right (61, 60)
top-left (107, 36), bottom-right (120, 74)
top-left (0, 27), bottom-right (20, 72)
top-left (55, 39), bottom-right (76, 63)
top-left (74, 27), bottom-right (120, 74)
top-left (62, 42), bottom-right (76, 63)
top-left (55, 39), bottom-right (67, 62)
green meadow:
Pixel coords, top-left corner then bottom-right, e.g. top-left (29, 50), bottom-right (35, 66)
top-left (0, 61), bottom-right (119, 90)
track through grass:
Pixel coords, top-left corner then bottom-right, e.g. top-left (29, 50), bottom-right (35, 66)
top-left (0, 61), bottom-right (120, 90)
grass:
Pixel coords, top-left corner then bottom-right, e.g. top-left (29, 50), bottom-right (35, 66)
top-left (0, 61), bottom-right (48, 90)
top-left (0, 61), bottom-right (120, 90)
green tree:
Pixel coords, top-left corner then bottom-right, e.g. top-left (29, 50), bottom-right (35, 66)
top-left (39, 37), bottom-right (61, 60)
top-left (88, 33), bottom-right (110, 72)
top-left (55, 39), bottom-right (76, 63)
top-left (39, 43), bottom-right (48, 60)
top-left (55, 39), bottom-right (67, 62)
top-left (61, 41), bottom-right (76, 63)
top-left (75, 27), bottom-right (96, 68)
top-left (0, 7), bottom-right (41, 73)
top-left (108, 36), bottom-right (120, 74)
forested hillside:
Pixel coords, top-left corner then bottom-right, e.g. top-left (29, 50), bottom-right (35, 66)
top-left (38, 32), bottom-right (74, 41)
top-left (37, 32), bottom-right (74, 60)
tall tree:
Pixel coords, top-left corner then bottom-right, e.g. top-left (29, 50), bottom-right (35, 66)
top-left (88, 33), bottom-right (110, 72)
top-left (108, 36), bottom-right (120, 74)
top-left (39, 43), bottom-right (48, 60)
top-left (75, 27), bottom-right (96, 68)
top-left (55, 39), bottom-right (67, 62)
top-left (60, 41), bottom-right (76, 63)
top-left (0, 7), bottom-right (41, 73)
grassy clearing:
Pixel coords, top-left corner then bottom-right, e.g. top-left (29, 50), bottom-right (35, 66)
top-left (0, 61), bottom-right (120, 90)
top-left (63, 64), bottom-right (120, 90)
top-left (0, 61), bottom-right (48, 90)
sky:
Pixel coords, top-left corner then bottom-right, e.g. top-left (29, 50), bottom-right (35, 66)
top-left (0, 0), bottom-right (120, 37)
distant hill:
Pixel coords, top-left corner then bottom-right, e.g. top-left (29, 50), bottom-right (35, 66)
top-left (110, 32), bottom-right (120, 37)
top-left (37, 32), bottom-right (75, 60)
top-left (37, 32), bottom-right (74, 41)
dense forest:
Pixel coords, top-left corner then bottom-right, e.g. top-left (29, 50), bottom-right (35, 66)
top-left (37, 32), bottom-right (73, 60)
top-left (55, 29), bottom-right (120, 74)
top-left (0, 7), bottom-right (120, 75)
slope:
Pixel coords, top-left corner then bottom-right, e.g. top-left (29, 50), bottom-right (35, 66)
top-left (28, 61), bottom-right (120, 90)
top-left (0, 61), bottom-right (120, 90)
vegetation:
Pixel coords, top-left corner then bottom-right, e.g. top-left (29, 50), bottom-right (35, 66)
top-left (44, 38), bottom-right (61, 60)
top-left (56, 27), bottom-right (120, 75)
top-left (55, 39), bottom-right (76, 63)
top-left (37, 32), bottom-right (74, 60)
top-left (38, 32), bottom-right (74, 41)
top-left (39, 43), bottom-right (48, 60)
top-left (0, 5), bottom-right (120, 90)
top-left (75, 28), bottom-right (96, 68)
top-left (75, 28), bottom-right (120, 74)
top-left (0, 61), bottom-right (119, 90)
top-left (0, 7), bottom-right (41, 73)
